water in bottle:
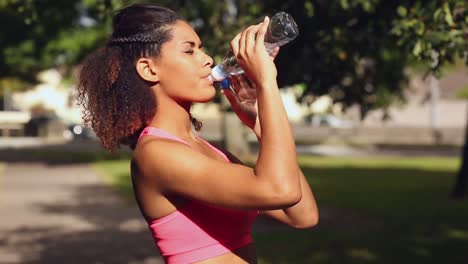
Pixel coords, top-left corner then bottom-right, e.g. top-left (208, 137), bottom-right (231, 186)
top-left (209, 11), bottom-right (299, 83)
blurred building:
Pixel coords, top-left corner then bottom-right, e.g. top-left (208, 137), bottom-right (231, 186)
top-left (1, 66), bottom-right (466, 147)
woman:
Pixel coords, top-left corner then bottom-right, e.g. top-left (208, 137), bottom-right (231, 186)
top-left (78, 3), bottom-right (318, 264)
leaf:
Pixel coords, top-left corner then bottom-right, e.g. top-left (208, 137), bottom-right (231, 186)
top-left (413, 40), bottom-right (423, 56)
top-left (340, 0), bottom-right (349, 10)
top-left (430, 49), bottom-right (440, 69)
top-left (415, 21), bottom-right (425, 36)
top-left (390, 26), bottom-right (402, 36)
top-left (304, 0), bottom-right (314, 17)
top-left (443, 2), bottom-right (455, 26)
top-left (433, 8), bottom-right (443, 21)
top-left (397, 6), bottom-right (407, 17)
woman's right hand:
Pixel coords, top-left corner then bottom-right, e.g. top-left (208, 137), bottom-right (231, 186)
top-left (230, 16), bottom-right (278, 87)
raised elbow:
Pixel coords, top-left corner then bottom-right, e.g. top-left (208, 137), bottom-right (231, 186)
top-left (291, 210), bottom-right (319, 229)
top-left (272, 185), bottom-right (302, 208)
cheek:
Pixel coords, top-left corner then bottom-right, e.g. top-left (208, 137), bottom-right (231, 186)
top-left (159, 64), bottom-right (196, 91)
top-left (165, 74), bottom-right (199, 93)
top-left (160, 74), bottom-right (206, 101)
top-left (158, 60), bottom-right (214, 101)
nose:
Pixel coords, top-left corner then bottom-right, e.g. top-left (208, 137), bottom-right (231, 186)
top-left (203, 52), bottom-right (214, 68)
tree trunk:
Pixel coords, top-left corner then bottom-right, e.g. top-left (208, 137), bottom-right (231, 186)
top-left (222, 112), bottom-right (251, 160)
top-left (452, 102), bottom-right (468, 199)
top-left (220, 90), bottom-right (251, 160)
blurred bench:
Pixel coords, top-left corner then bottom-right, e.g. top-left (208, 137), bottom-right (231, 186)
top-left (0, 111), bottom-right (31, 137)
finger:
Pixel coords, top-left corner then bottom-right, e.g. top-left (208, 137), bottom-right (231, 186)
top-left (238, 26), bottom-right (251, 56)
top-left (240, 74), bottom-right (256, 89)
top-left (229, 76), bottom-right (242, 93)
top-left (244, 88), bottom-right (257, 99)
top-left (231, 32), bottom-right (241, 57)
top-left (238, 86), bottom-right (257, 102)
top-left (222, 87), bottom-right (242, 111)
top-left (269, 47), bottom-right (280, 60)
top-left (244, 25), bottom-right (260, 53)
top-left (255, 16), bottom-right (269, 51)
top-left (238, 74), bottom-right (252, 89)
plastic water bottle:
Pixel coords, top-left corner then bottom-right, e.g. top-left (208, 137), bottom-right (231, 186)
top-left (209, 11), bottom-right (299, 83)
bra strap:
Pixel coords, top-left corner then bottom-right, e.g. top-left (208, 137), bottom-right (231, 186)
top-left (196, 137), bottom-right (229, 162)
top-left (139, 126), bottom-right (230, 162)
top-left (138, 127), bottom-right (192, 148)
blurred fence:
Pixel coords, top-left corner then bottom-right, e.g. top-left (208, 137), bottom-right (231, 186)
top-left (197, 118), bottom-right (465, 147)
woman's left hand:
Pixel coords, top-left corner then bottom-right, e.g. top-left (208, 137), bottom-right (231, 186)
top-left (222, 47), bottom-right (280, 138)
top-left (223, 74), bottom-right (261, 136)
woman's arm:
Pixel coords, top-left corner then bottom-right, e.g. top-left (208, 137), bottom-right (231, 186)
top-left (261, 169), bottom-right (319, 229)
top-left (134, 136), bottom-right (299, 210)
top-left (222, 18), bottom-right (318, 228)
top-left (220, 147), bottom-right (319, 228)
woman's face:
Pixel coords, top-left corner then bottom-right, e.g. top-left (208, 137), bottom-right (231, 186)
top-left (155, 20), bottom-right (215, 103)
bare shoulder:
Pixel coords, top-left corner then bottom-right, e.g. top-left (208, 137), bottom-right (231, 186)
top-left (132, 136), bottom-right (201, 178)
top-left (130, 136), bottom-right (296, 210)
top-left (132, 136), bottom-right (238, 187)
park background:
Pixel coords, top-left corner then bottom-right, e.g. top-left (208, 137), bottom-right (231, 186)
top-left (0, 0), bottom-right (467, 263)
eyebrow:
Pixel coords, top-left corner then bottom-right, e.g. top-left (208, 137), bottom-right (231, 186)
top-left (182, 41), bottom-right (203, 48)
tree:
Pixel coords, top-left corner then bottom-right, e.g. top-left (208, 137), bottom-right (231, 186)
top-left (231, 1), bottom-right (467, 197)
top-left (389, 0), bottom-right (467, 198)
top-left (1, 1), bottom-right (466, 188)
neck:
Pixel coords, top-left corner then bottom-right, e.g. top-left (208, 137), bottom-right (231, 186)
top-left (149, 88), bottom-right (196, 141)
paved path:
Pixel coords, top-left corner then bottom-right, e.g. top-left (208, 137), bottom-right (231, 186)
top-left (0, 163), bottom-right (163, 264)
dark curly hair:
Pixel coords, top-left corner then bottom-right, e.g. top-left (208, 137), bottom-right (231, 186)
top-left (77, 4), bottom-right (182, 152)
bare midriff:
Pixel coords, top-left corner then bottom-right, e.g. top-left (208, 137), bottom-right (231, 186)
top-left (193, 244), bottom-right (257, 264)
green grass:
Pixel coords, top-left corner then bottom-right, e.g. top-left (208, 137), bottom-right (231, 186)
top-left (456, 84), bottom-right (468, 99)
top-left (94, 160), bottom-right (135, 201)
top-left (94, 156), bottom-right (468, 264)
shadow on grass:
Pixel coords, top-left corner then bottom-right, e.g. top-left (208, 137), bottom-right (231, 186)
top-left (254, 165), bottom-right (468, 264)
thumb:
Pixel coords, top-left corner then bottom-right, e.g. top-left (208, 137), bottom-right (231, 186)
top-left (222, 88), bottom-right (242, 112)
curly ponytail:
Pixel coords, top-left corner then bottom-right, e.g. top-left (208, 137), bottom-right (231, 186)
top-left (77, 4), bottom-right (182, 152)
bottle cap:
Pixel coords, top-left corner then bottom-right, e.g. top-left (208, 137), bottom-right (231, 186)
top-left (210, 65), bottom-right (229, 82)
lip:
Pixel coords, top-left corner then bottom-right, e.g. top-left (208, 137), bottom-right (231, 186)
top-left (204, 76), bottom-right (214, 85)
top-left (202, 73), bottom-right (214, 83)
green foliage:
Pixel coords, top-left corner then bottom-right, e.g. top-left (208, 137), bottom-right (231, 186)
top-left (0, 0), bottom-right (465, 114)
top-left (391, 0), bottom-right (467, 78)
top-left (0, 0), bottom-right (126, 88)
top-left (456, 84), bottom-right (468, 99)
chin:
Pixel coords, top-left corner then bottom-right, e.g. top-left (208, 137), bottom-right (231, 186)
top-left (196, 86), bottom-right (216, 102)
top-left (196, 94), bottom-right (216, 103)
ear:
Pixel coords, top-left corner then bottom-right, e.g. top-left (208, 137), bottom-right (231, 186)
top-left (135, 58), bottom-right (159, 83)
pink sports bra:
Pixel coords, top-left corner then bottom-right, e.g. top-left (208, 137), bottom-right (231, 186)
top-left (138, 127), bottom-right (258, 264)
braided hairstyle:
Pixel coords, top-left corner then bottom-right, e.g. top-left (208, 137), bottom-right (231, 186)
top-left (77, 4), bottom-right (183, 152)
